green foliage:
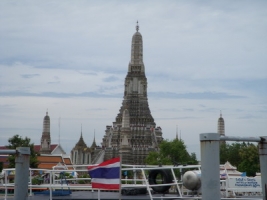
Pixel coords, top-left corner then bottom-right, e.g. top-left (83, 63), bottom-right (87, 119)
top-left (238, 143), bottom-right (259, 176)
top-left (78, 174), bottom-right (90, 184)
top-left (188, 153), bottom-right (198, 165)
top-left (6, 134), bottom-right (39, 168)
top-left (31, 176), bottom-right (43, 185)
top-left (145, 139), bottom-right (198, 166)
top-left (220, 142), bottom-right (259, 176)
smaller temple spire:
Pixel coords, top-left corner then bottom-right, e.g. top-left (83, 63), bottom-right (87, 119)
top-left (93, 129), bottom-right (96, 143)
top-left (80, 124), bottom-right (83, 137)
top-left (136, 21), bottom-right (139, 32)
top-left (176, 125), bottom-right (178, 140)
top-left (218, 111), bottom-right (225, 136)
top-left (91, 129), bottom-right (97, 148)
top-left (40, 110), bottom-right (51, 154)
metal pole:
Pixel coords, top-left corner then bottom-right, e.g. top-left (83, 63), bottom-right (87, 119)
top-left (200, 133), bottom-right (221, 200)
top-left (258, 136), bottom-right (267, 200)
top-left (14, 147), bottom-right (30, 200)
top-left (0, 150), bottom-right (16, 154)
top-left (220, 136), bottom-right (262, 142)
top-left (4, 169), bottom-right (8, 200)
top-left (49, 171), bottom-right (52, 200)
top-left (29, 168), bottom-right (32, 196)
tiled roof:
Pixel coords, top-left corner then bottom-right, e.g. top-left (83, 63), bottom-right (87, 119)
top-left (63, 158), bottom-right (74, 170)
top-left (38, 163), bottom-right (65, 169)
top-left (63, 158), bottom-right (72, 165)
top-left (36, 155), bottom-right (74, 170)
top-left (38, 155), bottom-right (64, 163)
top-left (34, 144), bottom-right (58, 153)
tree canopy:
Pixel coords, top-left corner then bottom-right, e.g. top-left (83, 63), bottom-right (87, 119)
top-left (145, 139), bottom-right (198, 166)
top-left (6, 135), bottom-right (39, 168)
top-left (220, 142), bottom-right (259, 176)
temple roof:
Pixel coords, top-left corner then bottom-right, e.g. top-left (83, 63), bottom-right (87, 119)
top-left (74, 133), bottom-right (87, 149)
top-left (90, 131), bottom-right (97, 148)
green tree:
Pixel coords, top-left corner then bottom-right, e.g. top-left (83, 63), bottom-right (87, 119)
top-left (6, 135), bottom-right (39, 168)
top-left (238, 143), bottom-right (259, 176)
top-left (220, 142), bottom-right (259, 176)
top-left (219, 143), bottom-right (229, 164)
top-left (188, 152), bottom-right (198, 165)
top-left (220, 142), bottom-right (245, 166)
top-left (145, 139), bottom-right (198, 166)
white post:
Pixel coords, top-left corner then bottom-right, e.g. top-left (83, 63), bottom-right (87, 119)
top-left (259, 136), bottom-right (267, 199)
top-left (119, 153), bottom-right (122, 200)
top-left (14, 147), bottom-right (30, 200)
top-left (200, 133), bottom-right (221, 200)
top-left (49, 171), bottom-right (52, 200)
top-left (4, 170), bottom-right (8, 200)
top-left (29, 168), bottom-right (32, 196)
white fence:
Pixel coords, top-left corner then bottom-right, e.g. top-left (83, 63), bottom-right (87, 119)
top-left (0, 164), bottom-right (263, 200)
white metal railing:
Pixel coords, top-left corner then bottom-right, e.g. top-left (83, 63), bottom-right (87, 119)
top-left (1, 164), bottom-right (263, 200)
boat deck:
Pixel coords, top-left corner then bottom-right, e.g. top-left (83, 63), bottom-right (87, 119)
top-left (0, 191), bottom-right (188, 200)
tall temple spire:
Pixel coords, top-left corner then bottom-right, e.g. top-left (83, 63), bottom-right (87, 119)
top-left (129, 21), bottom-right (144, 70)
top-left (117, 22), bottom-right (154, 126)
top-left (102, 23), bottom-right (163, 165)
top-left (218, 111), bottom-right (225, 136)
top-left (40, 111), bottom-right (51, 154)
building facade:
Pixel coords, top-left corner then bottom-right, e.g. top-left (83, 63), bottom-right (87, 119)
top-left (71, 130), bottom-right (102, 166)
top-left (101, 23), bottom-right (163, 165)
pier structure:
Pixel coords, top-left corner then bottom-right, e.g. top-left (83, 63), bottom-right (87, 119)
top-left (200, 133), bottom-right (267, 200)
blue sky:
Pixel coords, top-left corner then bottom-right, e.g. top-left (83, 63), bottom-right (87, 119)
top-left (0, 1), bottom-right (266, 160)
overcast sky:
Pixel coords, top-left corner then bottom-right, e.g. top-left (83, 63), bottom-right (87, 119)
top-left (0, 1), bottom-right (266, 160)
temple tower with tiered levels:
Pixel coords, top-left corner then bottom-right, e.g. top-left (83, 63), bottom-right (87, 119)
top-left (218, 111), bottom-right (225, 136)
top-left (40, 111), bottom-right (52, 154)
top-left (101, 23), bottom-right (163, 164)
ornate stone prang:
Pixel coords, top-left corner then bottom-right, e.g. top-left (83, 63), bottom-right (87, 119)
top-left (101, 23), bottom-right (163, 165)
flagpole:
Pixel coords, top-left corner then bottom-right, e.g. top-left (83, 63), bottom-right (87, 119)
top-left (119, 153), bottom-right (122, 200)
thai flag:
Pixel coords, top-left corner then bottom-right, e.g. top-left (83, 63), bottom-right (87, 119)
top-left (88, 157), bottom-right (120, 190)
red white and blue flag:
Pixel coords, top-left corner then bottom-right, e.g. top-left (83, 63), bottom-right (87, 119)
top-left (88, 157), bottom-right (120, 190)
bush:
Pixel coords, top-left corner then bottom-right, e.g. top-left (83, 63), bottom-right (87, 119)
top-left (31, 177), bottom-right (42, 185)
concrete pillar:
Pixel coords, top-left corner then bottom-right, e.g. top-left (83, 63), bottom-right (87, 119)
top-left (259, 137), bottom-right (267, 199)
top-left (200, 133), bottom-right (220, 200)
top-left (14, 147), bottom-right (30, 200)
